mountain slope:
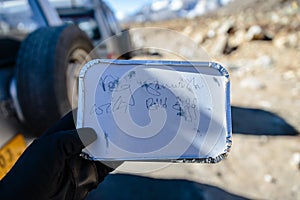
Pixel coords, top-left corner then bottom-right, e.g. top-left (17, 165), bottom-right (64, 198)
top-left (123, 0), bottom-right (233, 22)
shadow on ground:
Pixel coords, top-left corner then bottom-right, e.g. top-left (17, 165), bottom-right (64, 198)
top-left (87, 174), bottom-right (249, 200)
top-left (232, 106), bottom-right (298, 135)
top-left (85, 107), bottom-right (297, 199)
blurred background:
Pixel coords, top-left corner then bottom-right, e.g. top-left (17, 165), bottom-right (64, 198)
top-left (88, 0), bottom-right (300, 199)
top-left (0, 0), bottom-right (299, 199)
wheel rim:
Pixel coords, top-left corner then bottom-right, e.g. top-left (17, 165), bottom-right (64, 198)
top-left (66, 48), bottom-right (91, 108)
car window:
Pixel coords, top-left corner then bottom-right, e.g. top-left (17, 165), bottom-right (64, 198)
top-left (101, 2), bottom-right (121, 35)
top-left (49, 0), bottom-right (93, 8)
top-left (0, 0), bottom-right (44, 37)
top-left (50, 0), bottom-right (102, 41)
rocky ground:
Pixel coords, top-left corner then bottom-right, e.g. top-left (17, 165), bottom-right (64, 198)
top-left (103, 1), bottom-right (300, 200)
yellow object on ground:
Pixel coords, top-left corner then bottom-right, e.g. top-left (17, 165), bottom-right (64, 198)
top-left (0, 134), bottom-right (26, 179)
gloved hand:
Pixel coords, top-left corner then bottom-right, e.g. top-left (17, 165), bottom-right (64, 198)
top-left (0, 111), bottom-right (115, 200)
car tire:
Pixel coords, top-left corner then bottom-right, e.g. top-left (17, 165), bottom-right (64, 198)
top-left (16, 24), bottom-right (94, 136)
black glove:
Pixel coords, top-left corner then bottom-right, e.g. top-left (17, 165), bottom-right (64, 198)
top-left (0, 111), bottom-right (114, 200)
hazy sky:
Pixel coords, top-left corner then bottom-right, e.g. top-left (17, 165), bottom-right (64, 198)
top-left (106, 0), bottom-right (151, 19)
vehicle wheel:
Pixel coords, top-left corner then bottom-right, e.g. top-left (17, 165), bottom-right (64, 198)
top-left (16, 25), bottom-right (94, 136)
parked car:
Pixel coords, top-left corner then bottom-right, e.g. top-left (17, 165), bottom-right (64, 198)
top-left (0, 0), bottom-right (132, 179)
